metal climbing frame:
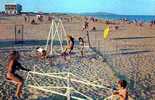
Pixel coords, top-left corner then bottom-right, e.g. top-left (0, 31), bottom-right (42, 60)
top-left (45, 18), bottom-right (68, 56)
top-left (26, 64), bottom-right (111, 100)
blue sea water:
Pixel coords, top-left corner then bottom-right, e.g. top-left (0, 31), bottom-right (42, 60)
top-left (92, 15), bottom-right (155, 22)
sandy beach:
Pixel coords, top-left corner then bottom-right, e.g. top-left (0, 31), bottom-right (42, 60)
top-left (0, 14), bottom-right (155, 99)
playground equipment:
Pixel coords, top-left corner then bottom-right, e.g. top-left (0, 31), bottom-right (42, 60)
top-left (45, 18), bottom-right (68, 56)
top-left (23, 18), bottom-right (115, 100)
top-left (26, 62), bottom-right (111, 100)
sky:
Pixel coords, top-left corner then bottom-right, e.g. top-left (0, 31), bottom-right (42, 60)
top-left (0, 0), bottom-right (155, 15)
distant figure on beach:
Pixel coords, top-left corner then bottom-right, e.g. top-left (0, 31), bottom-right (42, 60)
top-left (6, 51), bottom-right (30, 98)
top-left (36, 47), bottom-right (47, 59)
top-left (150, 20), bottom-right (155, 28)
top-left (36, 15), bottom-right (44, 22)
top-left (112, 80), bottom-right (128, 100)
top-left (27, 15), bottom-right (30, 23)
top-left (48, 16), bottom-right (52, 22)
top-left (82, 21), bottom-right (89, 31)
top-left (17, 29), bottom-right (21, 34)
top-left (139, 22), bottom-right (143, 27)
top-left (31, 19), bottom-right (36, 24)
top-left (24, 16), bottom-right (27, 22)
top-left (78, 37), bottom-right (84, 56)
top-left (150, 23), bottom-right (153, 28)
top-left (62, 34), bottom-right (74, 56)
top-left (91, 26), bottom-right (96, 31)
top-left (0, 50), bottom-right (1, 63)
top-left (115, 26), bottom-right (119, 30)
top-left (90, 17), bottom-right (97, 31)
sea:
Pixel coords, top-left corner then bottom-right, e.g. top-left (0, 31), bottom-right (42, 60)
top-left (86, 15), bottom-right (155, 22)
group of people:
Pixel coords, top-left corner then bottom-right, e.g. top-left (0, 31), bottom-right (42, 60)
top-left (81, 17), bottom-right (98, 32)
top-left (150, 20), bottom-right (155, 24)
top-left (24, 15), bottom-right (48, 25)
top-left (5, 18), bottom-right (130, 100)
top-left (6, 52), bottom-right (129, 100)
top-left (35, 34), bottom-right (85, 59)
top-left (26, 15), bottom-right (73, 25)
top-left (61, 34), bottom-right (84, 57)
top-left (6, 38), bottom-right (129, 100)
top-left (150, 20), bottom-right (155, 27)
top-left (6, 34), bottom-right (85, 98)
top-left (5, 18), bottom-right (90, 98)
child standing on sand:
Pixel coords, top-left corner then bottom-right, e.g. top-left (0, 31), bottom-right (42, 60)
top-left (6, 51), bottom-right (30, 98)
top-left (78, 37), bottom-right (84, 56)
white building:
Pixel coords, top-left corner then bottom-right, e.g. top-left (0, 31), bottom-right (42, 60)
top-left (5, 3), bottom-right (22, 15)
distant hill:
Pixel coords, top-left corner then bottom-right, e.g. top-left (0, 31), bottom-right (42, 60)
top-left (80, 12), bottom-right (118, 16)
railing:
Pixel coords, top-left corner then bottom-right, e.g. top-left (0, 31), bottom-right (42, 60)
top-left (25, 64), bottom-right (111, 100)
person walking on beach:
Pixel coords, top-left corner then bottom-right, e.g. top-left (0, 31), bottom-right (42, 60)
top-left (0, 50), bottom-right (2, 63)
top-left (6, 51), bottom-right (30, 98)
top-left (24, 16), bottom-right (27, 22)
top-left (62, 34), bottom-right (74, 56)
top-left (113, 80), bottom-right (128, 100)
top-left (82, 21), bottom-right (89, 31)
top-left (78, 37), bottom-right (84, 57)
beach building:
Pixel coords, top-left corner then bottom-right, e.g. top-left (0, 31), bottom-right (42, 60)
top-left (5, 3), bottom-right (22, 15)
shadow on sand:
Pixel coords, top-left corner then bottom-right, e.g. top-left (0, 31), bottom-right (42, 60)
top-left (0, 40), bottom-right (79, 48)
top-left (111, 50), bottom-right (151, 56)
top-left (111, 36), bottom-right (155, 40)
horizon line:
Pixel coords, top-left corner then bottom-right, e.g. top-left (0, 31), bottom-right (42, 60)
top-left (0, 10), bottom-right (155, 16)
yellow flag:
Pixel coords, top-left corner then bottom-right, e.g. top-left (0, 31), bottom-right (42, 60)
top-left (103, 25), bottom-right (110, 39)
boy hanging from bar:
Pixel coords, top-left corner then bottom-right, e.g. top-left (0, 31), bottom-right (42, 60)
top-left (61, 34), bottom-right (74, 56)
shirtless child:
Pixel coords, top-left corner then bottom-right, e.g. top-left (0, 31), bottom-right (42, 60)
top-left (6, 51), bottom-right (30, 98)
top-left (113, 80), bottom-right (128, 100)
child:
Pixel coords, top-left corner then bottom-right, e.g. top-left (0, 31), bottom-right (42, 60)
top-left (113, 80), bottom-right (128, 100)
top-left (62, 35), bottom-right (74, 55)
top-left (78, 37), bottom-right (84, 56)
top-left (36, 47), bottom-right (47, 59)
top-left (6, 51), bottom-right (30, 98)
top-left (82, 21), bottom-right (89, 31)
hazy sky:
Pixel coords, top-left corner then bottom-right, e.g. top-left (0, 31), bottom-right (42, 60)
top-left (0, 0), bottom-right (155, 15)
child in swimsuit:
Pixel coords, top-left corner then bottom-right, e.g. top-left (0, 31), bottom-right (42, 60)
top-left (78, 37), bottom-right (84, 56)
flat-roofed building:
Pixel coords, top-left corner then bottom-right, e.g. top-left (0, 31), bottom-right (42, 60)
top-left (5, 3), bottom-right (22, 15)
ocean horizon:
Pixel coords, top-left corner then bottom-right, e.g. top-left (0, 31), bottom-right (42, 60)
top-left (83, 14), bottom-right (155, 22)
